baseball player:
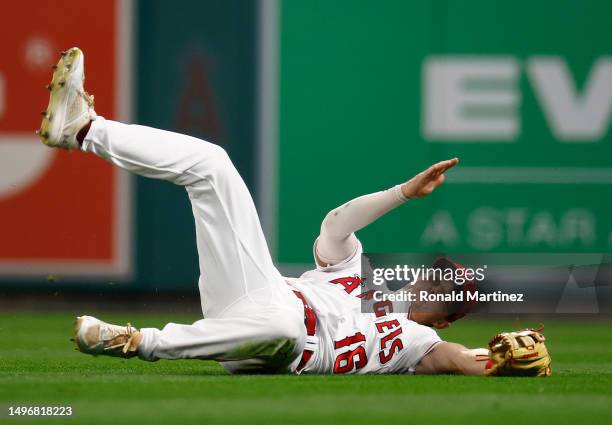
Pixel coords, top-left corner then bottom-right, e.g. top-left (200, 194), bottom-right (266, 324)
top-left (39, 48), bottom-right (551, 377)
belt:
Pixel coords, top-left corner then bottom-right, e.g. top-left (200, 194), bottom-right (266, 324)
top-left (292, 290), bottom-right (317, 373)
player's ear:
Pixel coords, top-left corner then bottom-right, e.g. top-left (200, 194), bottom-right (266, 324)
top-left (432, 320), bottom-right (450, 329)
top-left (409, 311), bottom-right (446, 326)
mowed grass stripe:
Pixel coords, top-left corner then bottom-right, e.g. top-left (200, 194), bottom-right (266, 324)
top-left (0, 312), bottom-right (611, 425)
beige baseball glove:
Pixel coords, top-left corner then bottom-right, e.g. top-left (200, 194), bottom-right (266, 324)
top-left (485, 327), bottom-right (552, 377)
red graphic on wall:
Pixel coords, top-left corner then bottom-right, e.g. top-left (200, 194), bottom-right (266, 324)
top-left (0, 0), bottom-right (131, 278)
top-left (175, 53), bottom-right (223, 142)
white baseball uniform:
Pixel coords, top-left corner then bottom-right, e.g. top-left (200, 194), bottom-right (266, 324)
top-left (82, 116), bottom-right (441, 374)
top-left (286, 241), bottom-right (441, 374)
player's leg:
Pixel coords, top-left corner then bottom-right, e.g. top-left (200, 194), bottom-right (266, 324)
top-left (74, 302), bottom-right (306, 373)
top-left (82, 116), bottom-right (294, 317)
top-left (416, 342), bottom-right (489, 375)
top-left (139, 305), bottom-right (305, 368)
top-left (39, 48), bottom-right (296, 319)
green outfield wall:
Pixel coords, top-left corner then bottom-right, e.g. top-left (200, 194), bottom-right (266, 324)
top-left (134, 0), bottom-right (258, 288)
top-left (276, 0), bottom-right (612, 265)
top-left (2, 0), bottom-right (611, 290)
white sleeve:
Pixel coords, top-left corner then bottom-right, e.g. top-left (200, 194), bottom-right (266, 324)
top-left (315, 184), bottom-right (408, 266)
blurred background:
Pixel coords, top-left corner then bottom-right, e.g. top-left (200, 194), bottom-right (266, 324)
top-left (0, 0), bottom-right (610, 312)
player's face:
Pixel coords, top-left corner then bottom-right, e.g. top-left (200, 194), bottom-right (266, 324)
top-left (408, 279), bottom-right (452, 326)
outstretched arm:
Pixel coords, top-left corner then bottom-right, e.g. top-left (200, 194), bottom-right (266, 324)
top-left (416, 342), bottom-right (489, 375)
top-left (315, 158), bottom-right (459, 267)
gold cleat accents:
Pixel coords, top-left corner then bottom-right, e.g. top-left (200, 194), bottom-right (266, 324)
top-left (38, 47), bottom-right (96, 150)
top-left (73, 315), bottom-right (142, 358)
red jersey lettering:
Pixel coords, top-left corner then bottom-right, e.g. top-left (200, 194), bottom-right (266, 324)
top-left (330, 276), bottom-right (361, 294)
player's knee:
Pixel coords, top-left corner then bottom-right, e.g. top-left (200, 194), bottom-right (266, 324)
top-left (193, 144), bottom-right (235, 181)
top-left (205, 143), bottom-right (228, 162)
top-left (262, 309), bottom-right (304, 346)
top-left (269, 312), bottom-right (304, 344)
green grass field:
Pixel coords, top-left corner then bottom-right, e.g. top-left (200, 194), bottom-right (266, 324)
top-left (1, 312), bottom-right (611, 424)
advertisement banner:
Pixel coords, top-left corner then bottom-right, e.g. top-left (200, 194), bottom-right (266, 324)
top-left (275, 0), bottom-right (612, 265)
top-left (0, 0), bottom-right (132, 278)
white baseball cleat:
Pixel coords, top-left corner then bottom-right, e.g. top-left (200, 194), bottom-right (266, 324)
top-left (73, 315), bottom-right (142, 358)
top-left (38, 47), bottom-right (96, 150)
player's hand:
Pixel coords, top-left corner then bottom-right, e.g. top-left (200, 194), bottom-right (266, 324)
top-left (401, 158), bottom-right (459, 199)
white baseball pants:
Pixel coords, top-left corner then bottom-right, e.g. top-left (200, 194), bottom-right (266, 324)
top-left (82, 116), bottom-right (305, 372)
